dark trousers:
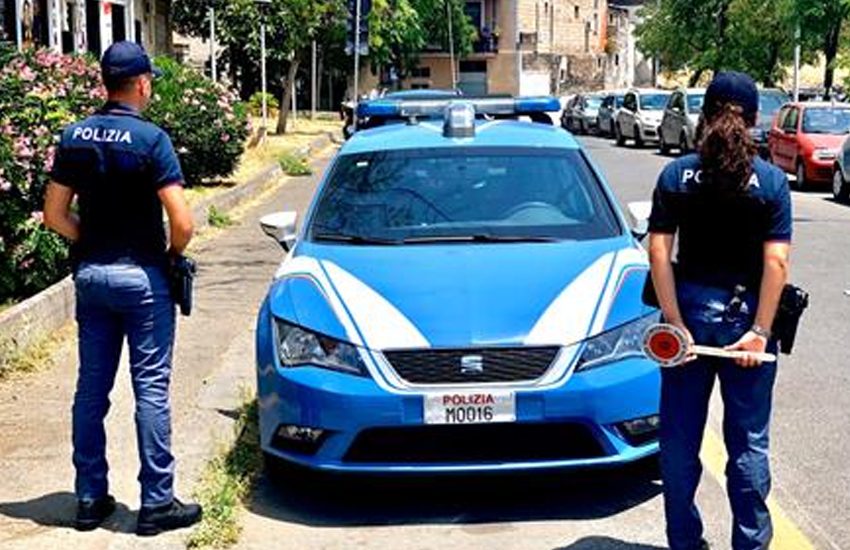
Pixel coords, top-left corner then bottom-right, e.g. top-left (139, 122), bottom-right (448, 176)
top-left (72, 262), bottom-right (176, 508)
top-left (661, 281), bottom-right (777, 550)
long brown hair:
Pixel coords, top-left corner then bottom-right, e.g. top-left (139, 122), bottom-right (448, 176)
top-left (696, 102), bottom-right (757, 194)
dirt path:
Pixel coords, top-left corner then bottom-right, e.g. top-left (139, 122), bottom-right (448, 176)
top-left (0, 151), bottom-right (331, 550)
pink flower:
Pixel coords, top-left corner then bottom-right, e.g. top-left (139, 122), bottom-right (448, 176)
top-left (20, 65), bottom-right (36, 82)
top-left (30, 211), bottom-right (44, 224)
top-left (0, 177), bottom-right (11, 192)
top-left (220, 133), bottom-right (230, 143)
top-left (19, 257), bottom-right (34, 270)
top-left (14, 137), bottom-right (33, 158)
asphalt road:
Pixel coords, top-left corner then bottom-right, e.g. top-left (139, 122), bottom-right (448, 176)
top-left (241, 136), bottom-right (850, 550)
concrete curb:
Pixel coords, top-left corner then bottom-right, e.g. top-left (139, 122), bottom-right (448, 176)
top-left (0, 130), bottom-right (338, 366)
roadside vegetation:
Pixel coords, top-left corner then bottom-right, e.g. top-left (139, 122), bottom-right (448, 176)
top-left (187, 397), bottom-right (263, 549)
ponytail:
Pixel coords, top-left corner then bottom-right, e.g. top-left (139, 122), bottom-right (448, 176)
top-left (696, 103), bottom-right (757, 194)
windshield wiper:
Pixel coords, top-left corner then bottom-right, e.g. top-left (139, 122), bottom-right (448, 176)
top-left (402, 234), bottom-right (561, 244)
top-left (313, 232), bottom-right (402, 245)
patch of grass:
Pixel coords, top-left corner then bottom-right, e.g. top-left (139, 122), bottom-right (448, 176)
top-left (187, 397), bottom-right (262, 549)
top-left (278, 153), bottom-right (312, 176)
top-left (207, 205), bottom-right (234, 228)
top-left (0, 323), bottom-right (75, 380)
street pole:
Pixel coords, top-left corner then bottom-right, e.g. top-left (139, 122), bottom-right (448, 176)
top-left (353, 0), bottom-right (362, 130)
top-left (209, 6), bottom-right (217, 82)
top-left (793, 22), bottom-right (801, 102)
top-left (292, 76), bottom-right (297, 122)
top-left (260, 21), bottom-right (267, 132)
top-left (447, 0), bottom-right (456, 89)
top-left (311, 40), bottom-right (317, 119)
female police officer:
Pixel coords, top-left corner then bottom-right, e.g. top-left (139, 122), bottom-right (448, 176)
top-left (648, 72), bottom-right (792, 549)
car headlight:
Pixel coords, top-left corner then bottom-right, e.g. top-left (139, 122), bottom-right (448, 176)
top-left (273, 318), bottom-right (368, 376)
top-left (574, 311), bottom-right (661, 372)
top-left (813, 148), bottom-right (838, 160)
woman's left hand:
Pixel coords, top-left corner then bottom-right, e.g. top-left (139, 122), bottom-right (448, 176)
top-left (725, 330), bottom-right (769, 368)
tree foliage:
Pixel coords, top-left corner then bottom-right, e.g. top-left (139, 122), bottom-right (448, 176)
top-left (636, 0), bottom-right (850, 90)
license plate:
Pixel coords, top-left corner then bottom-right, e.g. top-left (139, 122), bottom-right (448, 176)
top-left (423, 391), bottom-right (516, 425)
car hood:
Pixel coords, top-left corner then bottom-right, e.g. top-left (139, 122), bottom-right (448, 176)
top-left (268, 239), bottom-right (651, 350)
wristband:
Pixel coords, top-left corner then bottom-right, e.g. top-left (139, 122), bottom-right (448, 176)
top-left (750, 324), bottom-right (771, 340)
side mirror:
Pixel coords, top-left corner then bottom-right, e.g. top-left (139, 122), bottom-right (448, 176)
top-left (260, 211), bottom-right (298, 251)
top-left (626, 200), bottom-right (652, 241)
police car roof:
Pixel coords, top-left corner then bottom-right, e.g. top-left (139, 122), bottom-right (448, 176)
top-left (341, 119), bottom-right (580, 155)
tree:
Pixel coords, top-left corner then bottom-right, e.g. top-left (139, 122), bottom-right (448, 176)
top-left (798, 0), bottom-right (850, 97)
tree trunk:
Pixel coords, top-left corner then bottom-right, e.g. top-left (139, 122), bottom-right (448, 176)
top-left (823, 22), bottom-right (842, 99)
top-left (712, 1), bottom-right (732, 73)
top-left (316, 53), bottom-right (324, 113)
top-left (688, 68), bottom-right (704, 87)
top-left (277, 57), bottom-right (301, 135)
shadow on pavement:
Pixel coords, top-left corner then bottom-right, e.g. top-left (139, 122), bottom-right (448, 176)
top-left (554, 535), bottom-right (666, 550)
top-left (247, 459), bottom-right (662, 528)
top-left (0, 491), bottom-right (135, 534)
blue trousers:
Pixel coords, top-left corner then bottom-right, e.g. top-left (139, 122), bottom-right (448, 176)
top-left (72, 262), bottom-right (175, 508)
top-left (661, 282), bottom-right (777, 550)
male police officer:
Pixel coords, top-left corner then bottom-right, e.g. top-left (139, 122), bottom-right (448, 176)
top-left (43, 41), bottom-right (202, 535)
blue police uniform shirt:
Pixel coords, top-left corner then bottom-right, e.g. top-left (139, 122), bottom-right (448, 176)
top-left (648, 153), bottom-right (792, 288)
top-left (50, 101), bottom-right (183, 264)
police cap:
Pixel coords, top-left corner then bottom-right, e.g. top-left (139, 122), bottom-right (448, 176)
top-left (101, 41), bottom-right (162, 86)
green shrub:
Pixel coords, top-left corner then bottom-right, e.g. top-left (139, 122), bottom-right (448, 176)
top-left (0, 46), bottom-right (104, 301)
top-left (278, 153), bottom-right (312, 176)
top-left (247, 92), bottom-right (279, 117)
top-left (146, 56), bottom-right (249, 186)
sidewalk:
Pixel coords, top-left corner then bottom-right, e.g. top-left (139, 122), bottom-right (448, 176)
top-left (0, 148), bottom-right (334, 550)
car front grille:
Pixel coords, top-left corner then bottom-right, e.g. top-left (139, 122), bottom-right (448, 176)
top-left (383, 347), bottom-right (560, 385)
top-left (343, 423), bottom-right (605, 464)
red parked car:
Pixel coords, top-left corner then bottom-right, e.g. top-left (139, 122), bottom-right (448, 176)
top-left (768, 102), bottom-right (850, 189)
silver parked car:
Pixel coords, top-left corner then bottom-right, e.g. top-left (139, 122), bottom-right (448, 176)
top-left (598, 91), bottom-right (626, 138)
top-left (615, 89), bottom-right (672, 147)
top-left (659, 88), bottom-right (706, 155)
top-left (561, 93), bottom-right (604, 134)
top-left (831, 135), bottom-right (850, 202)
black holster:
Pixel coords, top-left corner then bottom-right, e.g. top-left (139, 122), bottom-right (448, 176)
top-left (772, 284), bottom-right (809, 355)
top-left (169, 255), bottom-right (197, 316)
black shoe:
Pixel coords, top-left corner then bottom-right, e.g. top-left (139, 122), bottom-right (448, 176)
top-left (75, 495), bottom-right (116, 531)
top-left (699, 540), bottom-right (711, 550)
top-left (136, 498), bottom-right (203, 536)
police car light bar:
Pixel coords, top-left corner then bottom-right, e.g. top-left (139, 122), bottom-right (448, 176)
top-left (356, 96), bottom-right (561, 119)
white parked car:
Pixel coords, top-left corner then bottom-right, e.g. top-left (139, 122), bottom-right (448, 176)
top-left (615, 89), bottom-right (672, 148)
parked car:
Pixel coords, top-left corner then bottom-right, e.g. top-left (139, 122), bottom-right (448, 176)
top-left (768, 102), bottom-right (850, 189)
top-left (750, 89), bottom-right (791, 159)
top-left (831, 135), bottom-right (850, 202)
top-left (658, 88), bottom-right (705, 155)
top-left (561, 93), bottom-right (604, 134)
top-left (256, 95), bottom-right (661, 476)
top-left (615, 89), bottom-right (672, 147)
top-left (597, 91), bottom-right (626, 138)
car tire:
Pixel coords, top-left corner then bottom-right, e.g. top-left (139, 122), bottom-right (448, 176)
top-left (615, 123), bottom-right (626, 146)
top-left (793, 161), bottom-right (806, 191)
top-left (634, 125), bottom-right (644, 148)
top-left (659, 137), bottom-right (670, 155)
top-left (834, 167), bottom-right (850, 202)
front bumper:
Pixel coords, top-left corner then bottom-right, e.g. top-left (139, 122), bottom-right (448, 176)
top-left (805, 156), bottom-right (836, 182)
top-left (638, 123), bottom-right (660, 142)
top-left (257, 333), bottom-right (661, 473)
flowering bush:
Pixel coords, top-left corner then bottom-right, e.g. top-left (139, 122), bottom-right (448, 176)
top-left (146, 57), bottom-right (249, 186)
top-left (0, 45), bottom-right (105, 301)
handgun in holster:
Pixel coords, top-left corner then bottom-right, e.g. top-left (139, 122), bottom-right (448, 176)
top-left (170, 255), bottom-right (197, 316)
top-left (772, 284), bottom-right (809, 355)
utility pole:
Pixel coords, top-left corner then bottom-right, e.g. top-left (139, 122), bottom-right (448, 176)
top-left (260, 20), bottom-right (267, 131)
top-left (353, 0), bottom-right (362, 130)
top-left (209, 6), bottom-right (217, 82)
top-left (793, 21), bottom-right (801, 102)
top-left (447, 0), bottom-right (456, 88)
top-left (311, 40), bottom-right (317, 119)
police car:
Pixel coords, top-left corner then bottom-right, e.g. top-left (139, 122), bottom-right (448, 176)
top-left (256, 96), bottom-right (661, 474)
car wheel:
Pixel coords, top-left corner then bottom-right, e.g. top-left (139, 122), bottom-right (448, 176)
top-left (615, 123), bottom-right (626, 146)
top-left (793, 161), bottom-right (806, 191)
top-left (833, 167), bottom-right (850, 202)
top-left (634, 125), bottom-right (644, 148)
top-left (659, 136), bottom-right (670, 155)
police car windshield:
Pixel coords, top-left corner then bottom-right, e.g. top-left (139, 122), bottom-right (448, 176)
top-left (639, 94), bottom-right (670, 111)
top-left (802, 107), bottom-right (850, 134)
top-left (309, 148), bottom-right (621, 244)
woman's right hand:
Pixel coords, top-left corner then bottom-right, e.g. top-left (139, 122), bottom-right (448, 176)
top-left (670, 319), bottom-right (697, 363)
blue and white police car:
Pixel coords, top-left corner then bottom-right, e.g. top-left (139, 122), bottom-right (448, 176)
top-left (255, 96), bottom-right (661, 474)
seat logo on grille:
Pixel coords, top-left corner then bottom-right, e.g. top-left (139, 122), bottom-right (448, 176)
top-left (460, 355), bottom-right (484, 375)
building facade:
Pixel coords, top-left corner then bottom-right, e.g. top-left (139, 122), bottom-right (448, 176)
top-left (605, 0), bottom-right (654, 89)
top-left (359, 0), bottom-right (611, 97)
top-left (0, 0), bottom-right (172, 56)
